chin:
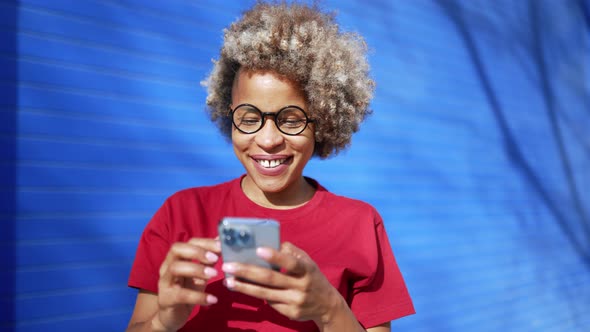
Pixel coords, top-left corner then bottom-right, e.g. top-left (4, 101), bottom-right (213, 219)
top-left (251, 175), bottom-right (291, 193)
top-left (257, 180), bottom-right (289, 194)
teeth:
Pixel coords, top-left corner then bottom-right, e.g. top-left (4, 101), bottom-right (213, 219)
top-left (257, 159), bottom-right (286, 168)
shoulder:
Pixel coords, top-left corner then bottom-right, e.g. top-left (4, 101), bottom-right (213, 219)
top-left (147, 177), bottom-right (241, 240)
top-left (165, 177), bottom-right (239, 206)
top-left (312, 178), bottom-right (382, 226)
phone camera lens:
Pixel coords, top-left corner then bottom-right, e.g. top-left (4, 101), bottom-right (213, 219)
top-left (238, 229), bottom-right (250, 245)
top-left (223, 228), bottom-right (236, 246)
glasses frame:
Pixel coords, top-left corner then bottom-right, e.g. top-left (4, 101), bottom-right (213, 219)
top-left (230, 103), bottom-right (314, 136)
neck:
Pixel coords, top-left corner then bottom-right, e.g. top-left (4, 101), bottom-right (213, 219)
top-left (241, 176), bottom-right (316, 209)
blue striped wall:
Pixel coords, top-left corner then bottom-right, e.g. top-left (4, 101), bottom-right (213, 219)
top-left (2, 0), bottom-right (589, 331)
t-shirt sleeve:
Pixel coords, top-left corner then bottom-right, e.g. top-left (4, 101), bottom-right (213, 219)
top-left (350, 212), bottom-right (415, 328)
top-left (128, 200), bottom-right (173, 293)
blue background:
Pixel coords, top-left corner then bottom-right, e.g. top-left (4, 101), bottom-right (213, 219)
top-left (1, 0), bottom-right (589, 331)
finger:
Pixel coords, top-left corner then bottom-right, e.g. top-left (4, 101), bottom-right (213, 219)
top-left (222, 262), bottom-right (295, 289)
top-left (257, 242), bottom-right (308, 276)
top-left (281, 242), bottom-right (308, 260)
top-left (159, 241), bottom-right (220, 283)
top-left (224, 277), bottom-right (300, 304)
top-left (159, 287), bottom-right (218, 307)
top-left (171, 240), bottom-right (220, 265)
top-left (281, 242), bottom-right (312, 275)
top-left (167, 261), bottom-right (218, 282)
top-left (192, 278), bottom-right (207, 287)
top-left (187, 237), bottom-right (221, 254)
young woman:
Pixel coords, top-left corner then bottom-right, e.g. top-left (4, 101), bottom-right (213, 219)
top-left (127, 2), bottom-right (414, 331)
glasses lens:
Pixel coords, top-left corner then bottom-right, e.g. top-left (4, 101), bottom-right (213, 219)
top-left (277, 107), bottom-right (308, 135)
top-left (233, 105), bottom-right (262, 133)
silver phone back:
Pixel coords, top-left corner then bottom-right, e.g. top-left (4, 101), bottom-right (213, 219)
top-left (218, 217), bottom-right (280, 273)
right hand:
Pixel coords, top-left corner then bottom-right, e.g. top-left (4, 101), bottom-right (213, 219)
top-left (154, 238), bottom-right (221, 332)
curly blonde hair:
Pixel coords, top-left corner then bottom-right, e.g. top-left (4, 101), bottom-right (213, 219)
top-left (203, 1), bottom-right (374, 158)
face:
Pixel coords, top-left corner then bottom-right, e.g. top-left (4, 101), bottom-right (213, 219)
top-left (231, 69), bottom-right (315, 198)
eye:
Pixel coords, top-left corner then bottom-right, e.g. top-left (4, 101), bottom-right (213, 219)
top-left (241, 117), bottom-right (261, 125)
top-left (278, 108), bottom-right (306, 128)
top-left (234, 106), bottom-right (262, 127)
top-left (280, 119), bottom-right (305, 128)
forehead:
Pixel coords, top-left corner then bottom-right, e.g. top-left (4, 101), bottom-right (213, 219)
top-left (231, 68), bottom-right (307, 109)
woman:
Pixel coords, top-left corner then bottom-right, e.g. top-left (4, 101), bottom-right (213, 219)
top-left (127, 2), bottom-right (414, 331)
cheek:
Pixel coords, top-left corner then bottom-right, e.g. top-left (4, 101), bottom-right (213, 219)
top-left (295, 135), bottom-right (315, 158)
top-left (304, 129), bottom-right (316, 153)
top-left (231, 131), bottom-right (243, 152)
top-left (231, 127), bottom-right (243, 145)
top-left (231, 129), bottom-right (254, 152)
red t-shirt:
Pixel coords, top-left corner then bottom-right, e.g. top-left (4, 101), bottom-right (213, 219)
top-left (128, 176), bottom-right (414, 331)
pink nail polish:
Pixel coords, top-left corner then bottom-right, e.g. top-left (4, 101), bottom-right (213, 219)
top-left (204, 267), bottom-right (218, 277)
top-left (205, 251), bottom-right (218, 263)
top-left (256, 247), bottom-right (272, 259)
top-left (206, 294), bottom-right (218, 304)
top-left (224, 277), bottom-right (236, 289)
top-left (222, 263), bottom-right (237, 273)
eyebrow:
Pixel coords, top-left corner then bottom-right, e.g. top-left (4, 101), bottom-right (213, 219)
top-left (231, 103), bottom-right (308, 112)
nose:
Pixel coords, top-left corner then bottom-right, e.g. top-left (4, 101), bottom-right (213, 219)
top-left (254, 116), bottom-right (285, 149)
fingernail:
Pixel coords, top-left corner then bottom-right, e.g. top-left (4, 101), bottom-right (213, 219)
top-left (204, 267), bottom-right (218, 278)
top-left (205, 251), bottom-right (219, 263)
top-left (222, 263), bottom-right (237, 273)
top-left (256, 247), bottom-right (272, 259)
top-left (206, 294), bottom-right (218, 304)
top-left (224, 277), bottom-right (236, 289)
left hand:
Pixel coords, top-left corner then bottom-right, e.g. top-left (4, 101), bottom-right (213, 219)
top-left (221, 242), bottom-right (340, 324)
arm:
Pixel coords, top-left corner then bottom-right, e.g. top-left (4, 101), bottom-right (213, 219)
top-left (221, 242), bottom-right (373, 332)
top-left (126, 238), bottom-right (221, 332)
top-left (126, 291), bottom-right (161, 332)
top-left (367, 322), bottom-right (391, 332)
top-left (316, 300), bottom-right (390, 332)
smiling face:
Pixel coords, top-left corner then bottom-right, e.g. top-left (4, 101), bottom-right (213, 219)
top-left (231, 69), bottom-right (316, 206)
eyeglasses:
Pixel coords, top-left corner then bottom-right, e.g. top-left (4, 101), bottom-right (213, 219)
top-left (230, 103), bottom-right (314, 136)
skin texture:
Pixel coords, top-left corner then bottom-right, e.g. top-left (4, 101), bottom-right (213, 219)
top-left (126, 242), bottom-right (389, 331)
top-left (127, 238), bottom-right (222, 332)
top-left (231, 69), bottom-right (316, 208)
top-left (125, 70), bottom-right (391, 332)
top-left (204, 2), bottom-right (375, 158)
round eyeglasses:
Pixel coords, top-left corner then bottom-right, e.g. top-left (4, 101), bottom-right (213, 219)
top-left (230, 103), bottom-right (314, 136)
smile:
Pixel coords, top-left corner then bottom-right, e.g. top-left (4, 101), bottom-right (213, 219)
top-left (255, 158), bottom-right (288, 168)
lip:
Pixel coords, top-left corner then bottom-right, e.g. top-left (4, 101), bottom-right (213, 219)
top-left (250, 155), bottom-right (292, 176)
top-left (250, 154), bottom-right (290, 161)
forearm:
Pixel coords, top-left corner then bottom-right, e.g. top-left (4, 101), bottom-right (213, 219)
top-left (126, 321), bottom-right (152, 332)
top-left (314, 292), bottom-right (366, 332)
top-left (126, 313), bottom-right (173, 332)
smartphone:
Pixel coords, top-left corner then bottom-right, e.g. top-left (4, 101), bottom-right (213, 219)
top-left (218, 217), bottom-right (280, 278)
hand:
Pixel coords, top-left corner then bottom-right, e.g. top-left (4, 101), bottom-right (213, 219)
top-left (154, 238), bottom-right (221, 332)
top-left (221, 242), bottom-right (340, 325)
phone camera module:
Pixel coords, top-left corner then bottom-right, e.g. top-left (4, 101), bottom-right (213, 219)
top-left (222, 228), bottom-right (236, 246)
top-left (237, 229), bottom-right (251, 245)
